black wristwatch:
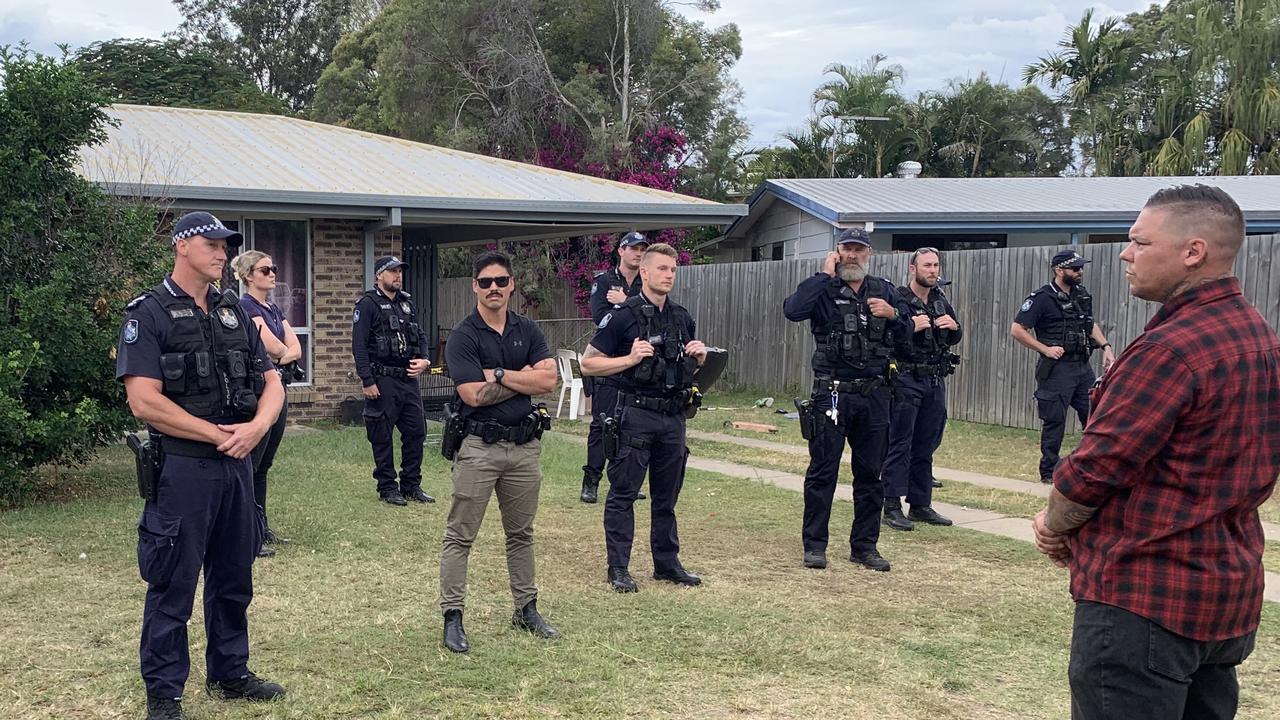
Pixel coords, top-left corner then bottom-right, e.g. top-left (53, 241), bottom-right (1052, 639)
top-left (493, 367), bottom-right (505, 384)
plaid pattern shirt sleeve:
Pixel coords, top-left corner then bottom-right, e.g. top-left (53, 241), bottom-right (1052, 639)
top-left (1055, 278), bottom-right (1280, 642)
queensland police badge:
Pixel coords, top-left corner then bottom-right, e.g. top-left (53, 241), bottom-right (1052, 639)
top-left (217, 307), bottom-right (240, 329)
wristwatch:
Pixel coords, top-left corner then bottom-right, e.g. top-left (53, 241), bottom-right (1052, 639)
top-left (493, 367), bottom-right (505, 384)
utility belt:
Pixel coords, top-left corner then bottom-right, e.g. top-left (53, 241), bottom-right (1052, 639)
top-left (898, 361), bottom-right (952, 378)
top-left (156, 434), bottom-right (223, 459)
top-left (812, 376), bottom-right (886, 397)
top-left (1060, 352), bottom-right (1090, 363)
top-left (619, 388), bottom-right (702, 417)
top-left (452, 404), bottom-right (552, 449)
top-left (371, 363), bottom-right (411, 379)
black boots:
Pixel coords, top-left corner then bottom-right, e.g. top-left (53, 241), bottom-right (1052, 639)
top-left (883, 497), bottom-right (915, 531)
top-left (511, 599), bottom-right (559, 639)
top-left (580, 473), bottom-right (600, 504)
top-left (443, 609), bottom-right (469, 653)
top-left (608, 566), bottom-right (638, 592)
top-left (205, 672), bottom-right (286, 701)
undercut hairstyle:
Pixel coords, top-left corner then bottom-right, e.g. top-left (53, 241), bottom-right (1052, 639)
top-left (473, 251), bottom-right (513, 278)
top-left (1144, 184), bottom-right (1246, 257)
top-left (642, 243), bottom-right (678, 262)
top-left (231, 250), bottom-right (269, 282)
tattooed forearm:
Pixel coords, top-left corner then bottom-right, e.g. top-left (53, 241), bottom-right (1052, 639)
top-left (475, 382), bottom-right (518, 407)
top-left (1044, 488), bottom-right (1098, 534)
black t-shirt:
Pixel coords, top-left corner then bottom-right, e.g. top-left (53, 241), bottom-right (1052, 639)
top-left (589, 292), bottom-right (697, 395)
top-left (446, 308), bottom-right (552, 426)
top-left (1014, 282), bottom-right (1093, 345)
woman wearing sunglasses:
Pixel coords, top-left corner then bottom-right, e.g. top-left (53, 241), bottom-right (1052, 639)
top-left (232, 251), bottom-right (303, 557)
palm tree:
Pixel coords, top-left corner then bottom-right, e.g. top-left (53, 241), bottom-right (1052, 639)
top-left (811, 55), bottom-right (911, 177)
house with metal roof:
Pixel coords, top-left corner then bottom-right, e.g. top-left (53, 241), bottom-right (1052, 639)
top-left (710, 175), bottom-right (1280, 262)
top-left (78, 104), bottom-right (746, 419)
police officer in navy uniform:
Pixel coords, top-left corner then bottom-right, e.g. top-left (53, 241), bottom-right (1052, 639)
top-left (881, 248), bottom-right (959, 531)
top-left (580, 242), bottom-right (708, 593)
top-left (351, 256), bottom-right (435, 505)
top-left (783, 227), bottom-right (911, 572)
top-left (581, 231), bottom-right (648, 503)
top-left (1011, 249), bottom-right (1116, 483)
top-left (117, 212), bottom-right (286, 720)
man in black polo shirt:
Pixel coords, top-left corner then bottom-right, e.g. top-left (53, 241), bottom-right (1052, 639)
top-left (438, 251), bottom-right (559, 653)
top-left (580, 243), bottom-right (707, 593)
top-left (581, 231), bottom-right (648, 503)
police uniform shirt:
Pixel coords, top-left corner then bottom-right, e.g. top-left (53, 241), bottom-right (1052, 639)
top-left (446, 309), bottom-right (552, 426)
top-left (239, 294), bottom-right (286, 367)
top-left (782, 273), bottom-right (913, 377)
top-left (351, 289), bottom-right (429, 387)
top-left (1014, 283), bottom-right (1091, 344)
top-left (589, 267), bottom-right (644, 325)
top-left (589, 292), bottom-right (697, 396)
top-left (116, 276), bottom-right (273, 383)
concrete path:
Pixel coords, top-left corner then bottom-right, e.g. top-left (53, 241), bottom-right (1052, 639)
top-left (551, 430), bottom-right (1280, 604)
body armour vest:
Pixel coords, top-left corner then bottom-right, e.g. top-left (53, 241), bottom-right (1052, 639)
top-left (820, 277), bottom-right (895, 372)
top-left (1045, 285), bottom-right (1094, 356)
top-left (148, 285), bottom-right (265, 424)
top-left (366, 290), bottom-right (421, 365)
top-left (897, 285), bottom-right (958, 365)
top-left (620, 295), bottom-right (697, 396)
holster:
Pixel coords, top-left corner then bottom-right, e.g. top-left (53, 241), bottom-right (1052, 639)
top-left (127, 431), bottom-right (162, 501)
top-left (1035, 355), bottom-right (1055, 382)
top-left (440, 401), bottom-right (466, 460)
top-left (684, 386), bottom-right (703, 419)
top-left (602, 414), bottom-right (620, 460)
top-left (794, 398), bottom-right (816, 441)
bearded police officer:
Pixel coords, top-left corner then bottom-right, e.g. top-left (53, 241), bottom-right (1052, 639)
top-left (118, 212), bottom-right (286, 720)
top-left (881, 248), bottom-right (959, 531)
top-left (1011, 250), bottom-right (1116, 483)
top-left (581, 231), bottom-right (648, 504)
top-left (352, 255), bottom-right (435, 505)
top-left (580, 243), bottom-right (708, 593)
top-left (784, 228), bottom-right (911, 572)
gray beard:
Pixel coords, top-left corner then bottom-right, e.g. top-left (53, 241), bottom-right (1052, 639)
top-left (839, 263), bottom-right (867, 282)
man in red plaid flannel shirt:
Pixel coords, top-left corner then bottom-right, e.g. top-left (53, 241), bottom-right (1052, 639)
top-left (1033, 185), bottom-right (1280, 720)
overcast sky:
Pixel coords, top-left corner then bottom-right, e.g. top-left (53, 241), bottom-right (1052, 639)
top-left (4, 1), bottom-right (1160, 147)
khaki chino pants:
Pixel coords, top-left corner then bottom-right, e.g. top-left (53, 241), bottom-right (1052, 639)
top-left (439, 436), bottom-right (542, 612)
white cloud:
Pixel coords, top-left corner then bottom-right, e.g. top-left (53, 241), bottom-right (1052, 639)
top-left (0, 0), bottom-right (182, 55)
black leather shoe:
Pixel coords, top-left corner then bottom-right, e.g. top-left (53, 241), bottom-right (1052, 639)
top-left (380, 492), bottom-right (407, 506)
top-left (608, 566), bottom-right (638, 593)
top-left (443, 609), bottom-right (469, 653)
top-left (909, 505), bottom-right (954, 526)
top-left (653, 565), bottom-right (702, 587)
top-left (931, 476), bottom-right (943, 488)
top-left (882, 498), bottom-right (914, 531)
top-left (803, 551), bottom-right (828, 569)
top-left (263, 528), bottom-right (290, 545)
top-left (404, 488), bottom-right (436, 503)
top-left (146, 696), bottom-right (186, 720)
top-left (850, 549), bottom-right (891, 572)
top-left (255, 545), bottom-right (276, 558)
top-left (206, 671), bottom-right (285, 701)
top-left (511, 599), bottom-right (558, 639)
top-left (1040, 476), bottom-right (1053, 485)
top-left (580, 477), bottom-right (599, 504)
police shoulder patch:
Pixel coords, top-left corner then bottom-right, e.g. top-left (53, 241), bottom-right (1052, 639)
top-left (598, 313), bottom-right (612, 329)
top-left (592, 281), bottom-right (599, 294)
top-left (352, 308), bottom-right (361, 324)
top-left (123, 319), bottom-right (139, 344)
top-left (1020, 299), bottom-right (1033, 312)
top-left (216, 307), bottom-right (239, 329)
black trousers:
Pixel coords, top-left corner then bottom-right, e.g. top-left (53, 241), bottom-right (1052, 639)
top-left (1069, 601), bottom-right (1255, 720)
top-left (1036, 359), bottom-right (1094, 480)
top-left (802, 385), bottom-right (890, 554)
top-left (249, 391), bottom-right (287, 526)
top-left (603, 406), bottom-right (688, 571)
top-left (881, 374), bottom-right (946, 506)
top-left (583, 383), bottom-right (619, 482)
top-left (363, 376), bottom-right (426, 496)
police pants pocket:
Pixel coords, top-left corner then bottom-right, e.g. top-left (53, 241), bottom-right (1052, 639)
top-left (137, 511), bottom-right (182, 586)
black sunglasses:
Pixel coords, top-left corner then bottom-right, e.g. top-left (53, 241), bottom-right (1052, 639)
top-left (910, 247), bottom-right (940, 262)
top-left (256, 265), bottom-right (279, 276)
top-left (476, 275), bottom-right (511, 289)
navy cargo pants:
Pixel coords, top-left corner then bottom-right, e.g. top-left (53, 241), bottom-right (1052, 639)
top-left (137, 452), bottom-right (259, 699)
top-left (604, 405), bottom-right (688, 572)
top-left (881, 374), bottom-right (947, 507)
top-left (1035, 358), bottom-right (1093, 481)
top-left (363, 375), bottom-right (426, 497)
top-left (802, 385), bottom-right (890, 555)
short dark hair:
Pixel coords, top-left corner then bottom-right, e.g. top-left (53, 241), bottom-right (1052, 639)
top-left (473, 251), bottom-right (512, 278)
top-left (643, 243), bottom-right (678, 261)
top-left (1144, 184), bottom-right (1245, 254)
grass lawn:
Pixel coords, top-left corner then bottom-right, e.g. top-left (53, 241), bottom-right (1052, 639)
top-left (3, 428), bottom-right (1280, 719)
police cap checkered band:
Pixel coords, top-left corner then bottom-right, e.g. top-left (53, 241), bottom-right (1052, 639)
top-left (171, 211), bottom-right (242, 245)
top-left (375, 255), bottom-right (407, 275)
top-left (1051, 250), bottom-right (1090, 269)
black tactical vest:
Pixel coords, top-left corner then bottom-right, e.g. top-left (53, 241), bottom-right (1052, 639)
top-left (365, 289), bottom-right (421, 365)
top-left (897, 285), bottom-right (957, 364)
top-left (1048, 285), bottom-right (1095, 356)
top-left (821, 277), bottom-right (895, 371)
top-left (620, 295), bottom-right (696, 396)
top-left (147, 284), bottom-right (265, 424)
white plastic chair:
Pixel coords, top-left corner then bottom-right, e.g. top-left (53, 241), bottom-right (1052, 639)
top-left (555, 349), bottom-right (585, 420)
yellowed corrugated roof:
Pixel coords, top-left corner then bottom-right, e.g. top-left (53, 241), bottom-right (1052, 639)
top-left (77, 104), bottom-right (729, 211)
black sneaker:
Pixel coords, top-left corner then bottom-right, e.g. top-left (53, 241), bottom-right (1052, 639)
top-left (146, 696), bottom-right (186, 720)
top-left (803, 550), bottom-right (828, 569)
top-left (380, 492), bottom-right (407, 506)
top-left (850, 549), bottom-right (891, 572)
top-left (206, 671), bottom-right (286, 702)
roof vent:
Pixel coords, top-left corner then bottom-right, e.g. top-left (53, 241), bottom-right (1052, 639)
top-left (896, 161), bottom-right (922, 179)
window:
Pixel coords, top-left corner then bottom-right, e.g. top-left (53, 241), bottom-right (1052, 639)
top-left (248, 220), bottom-right (312, 386)
top-left (893, 233), bottom-right (1007, 252)
top-left (771, 243), bottom-right (784, 261)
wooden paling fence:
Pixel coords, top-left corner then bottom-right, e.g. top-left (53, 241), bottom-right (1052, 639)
top-left (436, 236), bottom-right (1279, 430)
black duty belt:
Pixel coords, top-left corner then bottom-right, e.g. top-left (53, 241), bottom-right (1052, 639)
top-left (620, 392), bottom-right (688, 415)
top-left (813, 377), bottom-right (885, 395)
top-left (157, 435), bottom-right (222, 459)
top-left (372, 364), bottom-right (410, 378)
top-left (1060, 353), bottom-right (1090, 363)
top-left (463, 419), bottom-right (539, 445)
top-left (898, 362), bottom-right (947, 377)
